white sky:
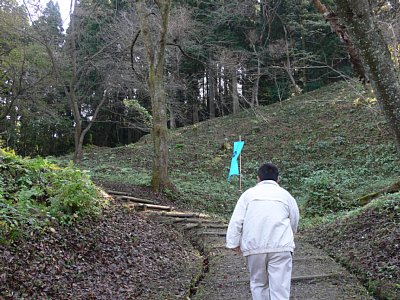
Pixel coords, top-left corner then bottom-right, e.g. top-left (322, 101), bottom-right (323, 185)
top-left (19, 0), bottom-right (72, 29)
top-left (55, 0), bottom-right (71, 29)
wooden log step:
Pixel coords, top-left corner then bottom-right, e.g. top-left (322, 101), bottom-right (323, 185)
top-left (170, 220), bottom-right (227, 229)
top-left (202, 231), bottom-right (227, 236)
top-left (107, 190), bottom-right (130, 196)
top-left (180, 223), bottom-right (227, 231)
top-left (119, 195), bottom-right (156, 204)
top-left (106, 190), bottom-right (156, 204)
top-left (145, 211), bottom-right (209, 218)
top-left (124, 202), bottom-right (173, 212)
top-left (135, 203), bottom-right (173, 211)
top-left (166, 218), bottom-right (222, 224)
top-left (183, 223), bottom-right (202, 230)
top-left (202, 224), bottom-right (228, 229)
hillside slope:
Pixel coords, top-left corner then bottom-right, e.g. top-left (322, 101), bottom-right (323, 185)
top-left (78, 80), bottom-right (399, 299)
top-left (81, 80), bottom-right (398, 214)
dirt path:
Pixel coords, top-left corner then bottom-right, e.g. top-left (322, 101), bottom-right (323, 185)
top-left (189, 232), bottom-right (375, 300)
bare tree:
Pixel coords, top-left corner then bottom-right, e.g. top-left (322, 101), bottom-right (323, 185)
top-left (166, 5), bottom-right (196, 125)
top-left (19, 0), bottom-right (116, 161)
top-left (56, 0), bottom-right (111, 162)
top-left (136, 0), bottom-right (173, 192)
top-left (216, 49), bottom-right (242, 115)
top-left (247, 29), bottom-right (262, 107)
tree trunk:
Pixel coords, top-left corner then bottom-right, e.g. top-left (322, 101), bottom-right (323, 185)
top-left (312, 0), bottom-right (367, 83)
top-left (150, 75), bottom-right (170, 191)
top-left (73, 127), bottom-right (83, 162)
top-left (190, 77), bottom-right (199, 123)
top-left (168, 100), bottom-right (176, 129)
top-left (232, 70), bottom-right (239, 114)
top-left (208, 64), bottom-right (216, 118)
top-left (137, 0), bottom-right (172, 192)
top-left (334, 0), bottom-right (400, 152)
top-left (283, 26), bottom-right (301, 96)
top-left (219, 66), bottom-right (226, 116)
top-left (42, 0), bottom-right (108, 163)
top-left (251, 45), bottom-right (260, 107)
top-left (192, 100), bottom-right (199, 123)
top-left (73, 92), bottom-right (107, 162)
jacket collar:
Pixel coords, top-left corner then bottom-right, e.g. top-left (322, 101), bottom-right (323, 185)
top-left (257, 180), bottom-right (279, 186)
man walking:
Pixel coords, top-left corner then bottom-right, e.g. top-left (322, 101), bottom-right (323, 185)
top-left (226, 163), bottom-right (300, 300)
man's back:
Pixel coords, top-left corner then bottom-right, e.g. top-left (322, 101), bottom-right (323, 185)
top-left (236, 180), bottom-right (298, 256)
top-left (226, 163), bottom-right (300, 300)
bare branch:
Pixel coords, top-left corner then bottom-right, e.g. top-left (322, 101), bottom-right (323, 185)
top-left (166, 43), bottom-right (206, 66)
top-left (130, 30), bottom-right (141, 74)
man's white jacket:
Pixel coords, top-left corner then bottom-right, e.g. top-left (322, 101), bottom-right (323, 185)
top-left (226, 180), bottom-right (300, 257)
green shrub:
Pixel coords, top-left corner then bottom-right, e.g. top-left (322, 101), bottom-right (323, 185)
top-left (46, 166), bottom-right (107, 223)
top-left (301, 170), bottom-right (355, 217)
top-left (0, 149), bottom-right (108, 242)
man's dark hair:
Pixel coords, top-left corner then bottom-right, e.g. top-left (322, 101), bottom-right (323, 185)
top-left (257, 163), bottom-right (279, 182)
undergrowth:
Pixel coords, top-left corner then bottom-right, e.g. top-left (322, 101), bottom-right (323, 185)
top-left (0, 149), bottom-right (108, 243)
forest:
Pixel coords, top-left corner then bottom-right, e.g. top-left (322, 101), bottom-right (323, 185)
top-left (1, 0), bottom-right (357, 158)
top-left (2, 0), bottom-right (400, 165)
top-left (1, 0), bottom-right (400, 299)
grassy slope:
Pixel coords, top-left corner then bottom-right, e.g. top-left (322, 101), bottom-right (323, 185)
top-left (78, 80), bottom-right (399, 299)
top-left (80, 80), bottom-right (398, 215)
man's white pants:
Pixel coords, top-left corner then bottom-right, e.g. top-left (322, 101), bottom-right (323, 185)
top-left (246, 251), bottom-right (292, 300)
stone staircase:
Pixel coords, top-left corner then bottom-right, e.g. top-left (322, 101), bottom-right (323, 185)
top-left (107, 190), bottom-right (375, 300)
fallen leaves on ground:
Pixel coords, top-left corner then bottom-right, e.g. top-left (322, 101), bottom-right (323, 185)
top-left (303, 200), bottom-right (400, 299)
top-left (0, 193), bottom-right (200, 299)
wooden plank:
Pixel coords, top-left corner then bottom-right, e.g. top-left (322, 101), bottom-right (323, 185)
top-left (176, 222), bottom-right (227, 230)
top-left (107, 190), bottom-right (130, 196)
top-left (202, 231), bottom-right (227, 236)
top-left (166, 218), bottom-right (221, 224)
top-left (120, 195), bottom-right (156, 204)
top-left (184, 223), bottom-right (202, 230)
top-left (202, 224), bottom-right (228, 229)
top-left (133, 203), bottom-right (173, 211)
top-left (106, 190), bottom-right (156, 204)
top-left (145, 211), bottom-right (209, 218)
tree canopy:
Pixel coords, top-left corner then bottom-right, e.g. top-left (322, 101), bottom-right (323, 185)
top-left (0, 0), bottom-right (399, 159)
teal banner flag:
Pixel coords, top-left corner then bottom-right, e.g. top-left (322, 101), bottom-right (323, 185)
top-left (228, 141), bottom-right (245, 182)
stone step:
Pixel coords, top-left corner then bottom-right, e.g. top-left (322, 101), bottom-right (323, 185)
top-left (292, 256), bottom-right (342, 278)
top-left (290, 275), bottom-right (375, 300)
top-left (191, 237), bottom-right (374, 300)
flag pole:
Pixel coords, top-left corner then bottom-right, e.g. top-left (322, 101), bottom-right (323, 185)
top-left (239, 135), bottom-right (242, 192)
